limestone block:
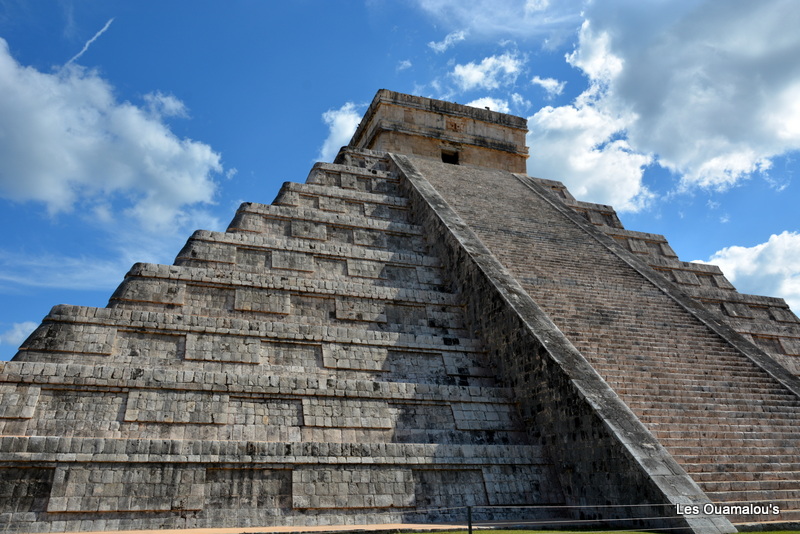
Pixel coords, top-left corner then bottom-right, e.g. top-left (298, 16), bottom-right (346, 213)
top-left (780, 337), bottom-right (800, 356)
top-left (713, 274), bottom-right (736, 289)
top-left (353, 228), bottom-right (387, 248)
top-left (272, 250), bottom-right (316, 272)
top-left (415, 267), bottom-right (438, 285)
top-left (346, 259), bottom-right (385, 279)
top-left (672, 270), bottom-right (700, 285)
top-left (48, 465), bottom-right (205, 512)
top-left (722, 302), bottom-right (753, 318)
top-left (0, 467), bottom-right (54, 514)
top-left (627, 238), bottom-right (651, 254)
top-left (205, 468), bottom-right (291, 510)
top-left (340, 173), bottom-right (368, 191)
top-left (388, 350), bottom-right (447, 378)
top-left (267, 342), bottom-right (321, 370)
top-left (301, 398), bottom-right (391, 429)
top-left (113, 278), bottom-right (185, 305)
top-left (771, 307), bottom-right (799, 323)
top-left (451, 402), bottom-right (518, 431)
top-left (335, 297), bottom-right (387, 323)
top-left (292, 467), bottom-right (414, 509)
top-left (178, 240), bottom-right (236, 264)
top-left (319, 195), bottom-right (347, 213)
top-left (21, 323), bottom-right (116, 355)
top-left (26, 389), bottom-right (124, 437)
top-left (483, 465), bottom-right (552, 505)
top-left (113, 331), bottom-right (185, 362)
top-left (443, 352), bottom-right (491, 377)
top-left (124, 390), bottom-right (230, 424)
top-left (412, 469), bottom-right (488, 507)
top-left (235, 289), bottom-right (291, 315)
top-left (322, 343), bottom-right (389, 371)
top-left (363, 204), bottom-right (393, 219)
top-left (291, 220), bottom-right (327, 240)
top-left (0, 385), bottom-right (40, 419)
top-left (236, 247), bottom-right (270, 270)
top-left (185, 333), bottom-right (262, 364)
top-left (660, 242), bottom-right (678, 257)
top-left (393, 403), bottom-right (455, 431)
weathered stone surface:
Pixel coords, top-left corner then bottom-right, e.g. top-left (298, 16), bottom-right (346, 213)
top-left (3, 89), bottom-right (799, 532)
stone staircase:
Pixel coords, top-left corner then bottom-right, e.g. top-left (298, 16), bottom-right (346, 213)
top-left (4, 89), bottom-right (799, 533)
top-left (406, 156), bottom-right (800, 527)
top-left (0, 150), bottom-right (563, 532)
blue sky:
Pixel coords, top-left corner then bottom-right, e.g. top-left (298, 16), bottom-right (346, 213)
top-left (1, 0), bottom-right (799, 360)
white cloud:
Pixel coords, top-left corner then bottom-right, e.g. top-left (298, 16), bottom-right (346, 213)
top-left (704, 231), bottom-right (800, 313)
top-left (575, 1), bottom-right (800, 191)
top-left (318, 102), bottom-right (362, 162)
top-left (428, 30), bottom-right (468, 53)
top-left (511, 92), bottom-right (531, 110)
top-left (0, 321), bottom-right (38, 348)
top-left (144, 91), bottom-right (189, 118)
top-left (466, 97), bottom-right (510, 113)
top-left (531, 75), bottom-right (565, 98)
top-left (451, 52), bottom-right (523, 91)
top-left (415, 0), bottom-right (583, 44)
top-left (396, 59), bottom-right (413, 71)
top-left (0, 38), bottom-right (223, 233)
top-left (527, 99), bottom-right (654, 212)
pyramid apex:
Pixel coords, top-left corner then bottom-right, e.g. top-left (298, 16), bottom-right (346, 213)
top-left (349, 89), bottom-right (528, 172)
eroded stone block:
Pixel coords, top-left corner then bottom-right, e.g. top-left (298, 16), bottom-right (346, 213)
top-left (124, 390), bottom-right (230, 424)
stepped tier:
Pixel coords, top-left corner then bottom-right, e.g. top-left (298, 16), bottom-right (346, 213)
top-left (3, 89), bottom-right (800, 533)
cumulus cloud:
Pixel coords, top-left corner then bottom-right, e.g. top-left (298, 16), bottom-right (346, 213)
top-left (0, 321), bottom-right (38, 348)
top-left (527, 95), bottom-right (654, 212)
top-left (318, 102), bottom-right (362, 162)
top-left (0, 38), bottom-right (222, 233)
top-left (704, 231), bottom-right (800, 313)
top-left (466, 97), bottom-right (510, 113)
top-left (452, 52), bottom-right (523, 91)
top-left (531, 75), bottom-right (565, 98)
top-left (576, 0), bottom-right (800, 191)
top-left (428, 30), bottom-right (468, 53)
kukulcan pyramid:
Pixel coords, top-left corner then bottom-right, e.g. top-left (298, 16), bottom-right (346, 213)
top-left (2, 90), bottom-right (800, 533)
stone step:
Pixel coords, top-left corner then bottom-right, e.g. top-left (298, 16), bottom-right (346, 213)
top-left (684, 462), bottom-right (800, 475)
top-left (691, 470), bottom-right (800, 483)
top-left (699, 479), bottom-right (800, 492)
top-left (716, 503), bottom-right (800, 525)
top-left (228, 203), bottom-right (427, 254)
top-left (659, 436), bottom-right (800, 449)
top-left (306, 161), bottom-right (399, 195)
top-left (628, 401), bottom-right (800, 417)
top-left (110, 262), bottom-right (461, 306)
top-left (0, 360), bottom-right (514, 405)
top-left (17, 304), bottom-right (486, 355)
top-left (179, 230), bottom-right (441, 268)
top-left (705, 488), bottom-right (800, 504)
top-left (667, 445), bottom-right (799, 457)
top-left (176, 233), bottom-right (445, 288)
top-left (651, 429), bottom-right (800, 441)
top-left (675, 453), bottom-right (800, 465)
top-left (593, 361), bottom-right (772, 377)
top-left (274, 182), bottom-right (411, 224)
top-left (614, 390), bottom-right (800, 407)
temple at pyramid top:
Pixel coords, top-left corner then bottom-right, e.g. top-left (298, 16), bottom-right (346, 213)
top-left (349, 89), bottom-right (529, 172)
top-left (3, 88), bottom-right (800, 534)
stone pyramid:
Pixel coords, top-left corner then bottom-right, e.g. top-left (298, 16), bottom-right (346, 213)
top-left (2, 89), bottom-right (800, 533)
